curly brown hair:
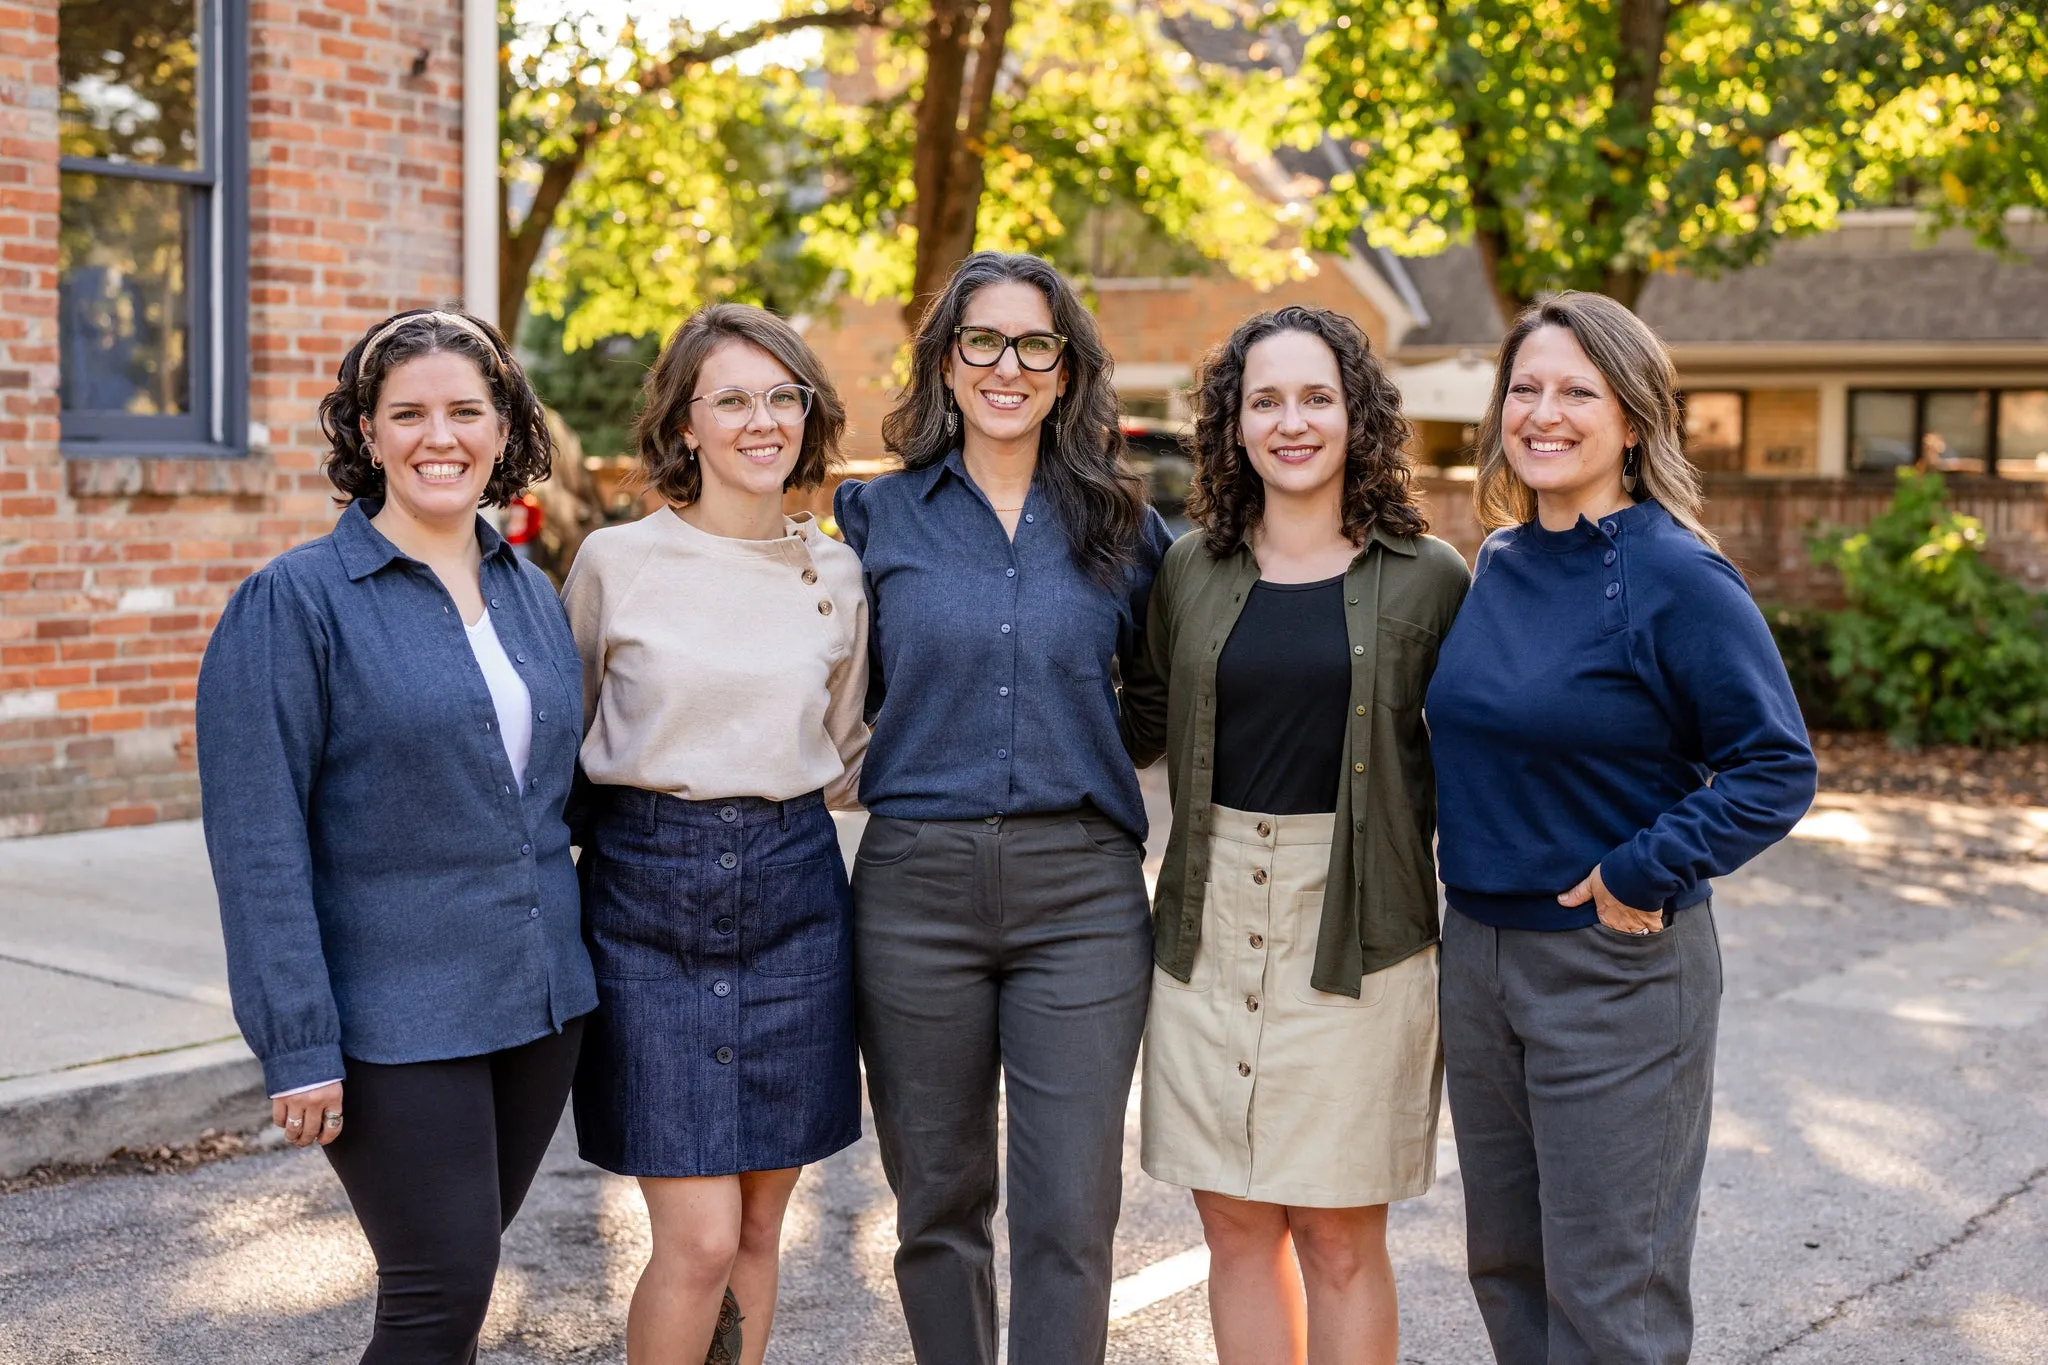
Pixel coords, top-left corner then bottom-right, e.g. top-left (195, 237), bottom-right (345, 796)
top-left (318, 309), bottom-right (554, 508)
top-left (633, 303), bottom-right (846, 506)
top-left (1186, 306), bottom-right (1426, 558)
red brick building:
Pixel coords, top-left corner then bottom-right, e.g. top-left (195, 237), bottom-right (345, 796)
top-left (1, 0), bottom-right (493, 837)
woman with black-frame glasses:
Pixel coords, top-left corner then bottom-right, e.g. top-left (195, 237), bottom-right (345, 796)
top-left (833, 251), bottom-right (1172, 1364)
top-left (563, 303), bottom-right (865, 1365)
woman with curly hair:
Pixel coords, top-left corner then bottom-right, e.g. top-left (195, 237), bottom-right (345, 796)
top-left (196, 308), bottom-right (596, 1362)
top-left (1121, 305), bottom-right (1469, 1365)
top-left (832, 251), bottom-right (1171, 1364)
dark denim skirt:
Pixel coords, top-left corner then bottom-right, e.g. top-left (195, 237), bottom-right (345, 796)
top-left (572, 785), bottom-right (861, 1177)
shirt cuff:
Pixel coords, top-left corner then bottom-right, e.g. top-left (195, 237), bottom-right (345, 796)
top-left (1599, 846), bottom-right (1667, 915)
top-left (269, 1077), bottom-right (343, 1099)
top-left (259, 1041), bottom-right (347, 1097)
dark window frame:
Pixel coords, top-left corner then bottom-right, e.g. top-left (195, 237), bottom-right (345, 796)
top-left (58, 0), bottom-right (248, 459)
top-left (1846, 387), bottom-right (2038, 478)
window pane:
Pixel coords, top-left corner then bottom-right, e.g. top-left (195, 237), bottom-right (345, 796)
top-left (1850, 391), bottom-right (1916, 471)
top-left (59, 172), bottom-right (191, 416)
top-left (1922, 391), bottom-right (1990, 474)
top-left (1998, 390), bottom-right (2048, 481)
top-left (60, 0), bottom-right (203, 168)
top-left (1681, 391), bottom-right (1744, 472)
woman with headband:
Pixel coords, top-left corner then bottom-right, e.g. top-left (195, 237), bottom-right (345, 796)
top-left (196, 308), bottom-right (595, 1362)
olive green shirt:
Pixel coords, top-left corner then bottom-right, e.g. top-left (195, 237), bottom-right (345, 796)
top-left (1121, 528), bottom-right (1471, 996)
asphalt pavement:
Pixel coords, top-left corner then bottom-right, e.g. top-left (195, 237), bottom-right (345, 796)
top-left (3, 783), bottom-right (2047, 1362)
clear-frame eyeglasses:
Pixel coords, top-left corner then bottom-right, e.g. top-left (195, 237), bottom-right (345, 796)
top-left (691, 384), bottom-right (816, 428)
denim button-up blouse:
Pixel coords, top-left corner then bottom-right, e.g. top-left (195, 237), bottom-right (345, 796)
top-left (196, 500), bottom-right (597, 1094)
top-left (834, 451), bottom-right (1172, 839)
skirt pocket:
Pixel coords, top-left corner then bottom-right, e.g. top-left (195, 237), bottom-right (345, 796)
top-left (1285, 891), bottom-right (1391, 1009)
top-left (748, 854), bottom-right (849, 978)
top-left (583, 853), bottom-right (686, 981)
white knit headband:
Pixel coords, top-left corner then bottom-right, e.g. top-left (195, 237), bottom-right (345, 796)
top-left (358, 309), bottom-right (502, 372)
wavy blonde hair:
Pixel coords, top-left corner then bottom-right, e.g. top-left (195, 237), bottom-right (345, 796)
top-left (1473, 291), bottom-right (1718, 552)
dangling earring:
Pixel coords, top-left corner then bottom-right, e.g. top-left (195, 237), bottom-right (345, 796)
top-left (945, 404), bottom-right (960, 441)
top-left (1621, 444), bottom-right (1641, 494)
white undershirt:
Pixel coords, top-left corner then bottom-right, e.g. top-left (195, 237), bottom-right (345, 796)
top-left (271, 608), bottom-right (537, 1100)
top-left (466, 608), bottom-right (533, 788)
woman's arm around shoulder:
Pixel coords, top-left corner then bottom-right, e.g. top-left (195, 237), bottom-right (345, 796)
top-left (832, 476), bottom-right (873, 557)
top-left (1118, 527), bottom-right (1201, 768)
top-left (195, 553), bottom-right (347, 1096)
top-left (813, 535), bottom-right (872, 809)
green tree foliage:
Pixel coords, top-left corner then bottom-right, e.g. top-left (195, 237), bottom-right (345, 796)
top-left (1806, 469), bottom-right (2048, 747)
top-left (1284, 0), bottom-right (2047, 316)
top-left (504, 1), bottom-right (1306, 348)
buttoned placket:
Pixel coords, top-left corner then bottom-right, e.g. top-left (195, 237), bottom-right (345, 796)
top-left (1220, 814), bottom-right (1279, 1190)
top-left (980, 489), bottom-right (1029, 818)
top-left (709, 801), bottom-right (744, 1081)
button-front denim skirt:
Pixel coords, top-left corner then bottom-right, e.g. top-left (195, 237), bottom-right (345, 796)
top-left (572, 785), bottom-right (861, 1177)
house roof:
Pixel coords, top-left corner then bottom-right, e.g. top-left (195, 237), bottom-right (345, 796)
top-left (1395, 216), bottom-right (2048, 355)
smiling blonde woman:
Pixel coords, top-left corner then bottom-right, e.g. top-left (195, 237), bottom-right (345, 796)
top-left (1427, 292), bottom-right (1816, 1364)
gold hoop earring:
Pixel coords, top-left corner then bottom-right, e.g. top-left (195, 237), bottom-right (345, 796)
top-left (368, 445), bottom-right (382, 470)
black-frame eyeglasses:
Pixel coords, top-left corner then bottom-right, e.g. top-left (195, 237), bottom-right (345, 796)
top-left (952, 326), bottom-right (1069, 373)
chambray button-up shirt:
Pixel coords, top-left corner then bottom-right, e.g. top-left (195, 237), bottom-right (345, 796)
top-left (196, 500), bottom-right (596, 1095)
top-left (834, 451), bottom-right (1172, 839)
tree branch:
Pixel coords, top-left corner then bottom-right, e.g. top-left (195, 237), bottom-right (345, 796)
top-left (500, 2), bottom-right (895, 335)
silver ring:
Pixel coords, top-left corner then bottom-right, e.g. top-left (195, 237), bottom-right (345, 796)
top-left (323, 1111), bottom-right (343, 1127)
top-left (285, 1116), bottom-right (303, 1128)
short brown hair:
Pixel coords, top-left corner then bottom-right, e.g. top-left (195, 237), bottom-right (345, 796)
top-left (318, 308), bottom-right (553, 508)
top-left (1186, 306), bottom-right (1426, 557)
top-left (634, 303), bottom-right (846, 506)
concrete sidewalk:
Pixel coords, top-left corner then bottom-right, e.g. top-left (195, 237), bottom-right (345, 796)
top-left (0, 821), bottom-right (257, 1177)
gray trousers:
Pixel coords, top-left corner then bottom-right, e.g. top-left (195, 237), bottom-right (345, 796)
top-left (851, 809), bottom-right (1153, 1365)
top-left (1441, 904), bottom-right (1722, 1365)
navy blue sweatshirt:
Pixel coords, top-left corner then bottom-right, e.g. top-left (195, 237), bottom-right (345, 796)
top-left (1426, 499), bottom-right (1816, 931)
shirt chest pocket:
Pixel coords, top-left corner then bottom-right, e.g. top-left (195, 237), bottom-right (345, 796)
top-left (1373, 617), bottom-right (1441, 714)
top-left (1046, 579), bottom-right (1116, 682)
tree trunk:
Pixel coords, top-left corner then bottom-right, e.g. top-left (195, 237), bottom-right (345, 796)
top-left (501, 142), bottom-right (586, 335)
top-left (1585, 0), bottom-right (1672, 310)
top-left (903, 0), bottom-right (1014, 330)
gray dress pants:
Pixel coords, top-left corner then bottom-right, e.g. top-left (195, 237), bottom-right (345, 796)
top-left (1441, 903), bottom-right (1722, 1365)
top-left (851, 808), bottom-right (1153, 1365)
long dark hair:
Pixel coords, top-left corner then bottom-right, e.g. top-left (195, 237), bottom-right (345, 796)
top-left (880, 251), bottom-right (1147, 585)
top-left (318, 308), bottom-right (553, 508)
top-left (1186, 306), bottom-right (1426, 557)
top-left (633, 303), bottom-right (846, 506)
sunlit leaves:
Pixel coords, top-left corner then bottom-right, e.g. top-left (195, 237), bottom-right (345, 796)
top-left (1285, 0), bottom-right (2045, 308)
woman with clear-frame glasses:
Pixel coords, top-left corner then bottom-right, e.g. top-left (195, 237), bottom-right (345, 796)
top-left (832, 251), bottom-right (1172, 1364)
top-left (562, 302), bottom-right (865, 1365)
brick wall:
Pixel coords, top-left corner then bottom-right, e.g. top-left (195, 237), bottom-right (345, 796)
top-left (0, 0), bottom-right (466, 838)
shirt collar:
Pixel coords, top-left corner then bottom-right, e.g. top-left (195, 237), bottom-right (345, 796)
top-left (1227, 523), bottom-right (1420, 567)
top-left (913, 448), bottom-right (970, 501)
top-left (333, 498), bottom-right (515, 581)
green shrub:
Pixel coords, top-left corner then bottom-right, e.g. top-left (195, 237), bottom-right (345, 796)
top-left (1764, 603), bottom-right (1844, 732)
top-left (1806, 468), bottom-right (2048, 747)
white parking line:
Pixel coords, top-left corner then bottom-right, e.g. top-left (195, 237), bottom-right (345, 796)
top-left (1108, 1243), bottom-right (1212, 1320)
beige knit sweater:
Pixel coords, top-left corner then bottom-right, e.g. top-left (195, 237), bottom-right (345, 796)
top-left (562, 508), bottom-right (869, 807)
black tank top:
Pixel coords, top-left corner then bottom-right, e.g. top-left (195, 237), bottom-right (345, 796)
top-left (1210, 574), bottom-right (1350, 815)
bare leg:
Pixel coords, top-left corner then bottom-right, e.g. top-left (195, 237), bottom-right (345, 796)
top-left (1195, 1190), bottom-right (1308, 1365)
top-left (1288, 1204), bottom-right (1397, 1365)
top-left (729, 1167), bottom-right (804, 1365)
top-left (629, 1175), bottom-right (743, 1364)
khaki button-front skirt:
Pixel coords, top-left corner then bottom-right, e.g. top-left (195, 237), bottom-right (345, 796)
top-left (1140, 804), bottom-right (1442, 1208)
